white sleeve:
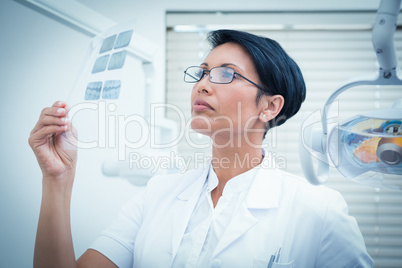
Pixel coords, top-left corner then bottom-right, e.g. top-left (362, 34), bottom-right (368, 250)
top-left (316, 191), bottom-right (374, 268)
top-left (89, 188), bottom-right (146, 268)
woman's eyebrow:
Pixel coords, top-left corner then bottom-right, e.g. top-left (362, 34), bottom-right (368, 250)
top-left (222, 63), bottom-right (244, 72)
top-left (201, 63), bottom-right (239, 68)
top-left (222, 63), bottom-right (237, 68)
top-left (200, 62), bottom-right (244, 72)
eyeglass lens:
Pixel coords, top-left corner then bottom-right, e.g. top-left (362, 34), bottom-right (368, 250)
top-left (184, 67), bottom-right (235, 84)
top-left (184, 67), bottom-right (202, 82)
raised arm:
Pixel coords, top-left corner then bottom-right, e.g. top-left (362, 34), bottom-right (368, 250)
top-left (29, 101), bottom-right (77, 268)
top-left (29, 101), bottom-right (116, 268)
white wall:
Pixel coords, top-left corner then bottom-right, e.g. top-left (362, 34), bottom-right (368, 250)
top-left (0, 1), bottom-right (142, 267)
top-left (0, 1), bottom-right (88, 266)
top-left (0, 0), bottom-right (383, 267)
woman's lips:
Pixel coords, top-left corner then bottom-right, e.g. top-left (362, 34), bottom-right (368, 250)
top-left (193, 99), bottom-right (214, 112)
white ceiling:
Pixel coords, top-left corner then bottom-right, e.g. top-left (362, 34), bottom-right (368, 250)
top-left (76, 0), bottom-right (384, 24)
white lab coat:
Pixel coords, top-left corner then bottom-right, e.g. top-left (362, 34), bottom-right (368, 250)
top-left (91, 166), bottom-right (374, 268)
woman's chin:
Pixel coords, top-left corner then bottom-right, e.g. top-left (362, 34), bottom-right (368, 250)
top-left (190, 119), bottom-right (212, 136)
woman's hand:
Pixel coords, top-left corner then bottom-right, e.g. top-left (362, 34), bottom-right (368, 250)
top-left (29, 101), bottom-right (78, 180)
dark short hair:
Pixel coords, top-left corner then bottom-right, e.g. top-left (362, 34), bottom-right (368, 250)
top-left (207, 29), bottom-right (306, 136)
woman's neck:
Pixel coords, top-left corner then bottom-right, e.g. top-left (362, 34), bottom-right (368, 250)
top-left (210, 145), bottom-right (262, 202)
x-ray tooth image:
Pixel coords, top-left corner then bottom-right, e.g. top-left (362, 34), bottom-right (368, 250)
top-left (84, 81), bottom-right (102, 100)
top-left (102, 80), bottom-right (121, 99)
top-left (92, 54), bottom-right (110, 74)
top-left (99, 34), bottom-right (117, 54)
top-left (67, 20), bottom-right (137, 104)
top-left (114, 30), bottom-right (133, 49)
top-left (108, 51), bottom-right (127, 70)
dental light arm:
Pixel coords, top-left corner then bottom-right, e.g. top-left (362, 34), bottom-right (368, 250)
top-left (300, 0), bottom-right (402, 185)
top-left (323, 0), bottom-right (402, 135)
top-left (373, 0), bottom-right (400, 72)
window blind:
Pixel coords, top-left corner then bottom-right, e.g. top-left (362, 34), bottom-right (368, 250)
top-left (166, 12), bottom-right (402, 267)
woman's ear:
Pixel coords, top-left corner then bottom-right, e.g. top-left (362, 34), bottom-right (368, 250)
top-left (259, 94), bottom-right (284, 122)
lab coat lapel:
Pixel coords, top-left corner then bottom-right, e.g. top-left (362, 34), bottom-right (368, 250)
top-left (170, 167), bottom-right (209, 261)
top-left (213, 168), bottom-right (282, 257)
top-left (212, 199), bottom-right (259, 257)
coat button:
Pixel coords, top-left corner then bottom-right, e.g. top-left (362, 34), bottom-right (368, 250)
top-left (211, 259), bottom-right (222, 268)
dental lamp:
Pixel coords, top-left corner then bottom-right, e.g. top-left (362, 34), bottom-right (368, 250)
top-left (299, 0), bottom-right (402, 190)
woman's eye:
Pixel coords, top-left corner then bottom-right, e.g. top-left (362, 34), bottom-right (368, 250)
top-left (195, 70), bottom-right (203, 78)
top-left (195, 69), bottom-right (207, 78)
top-left (222, 70), bottom-right (233, 78)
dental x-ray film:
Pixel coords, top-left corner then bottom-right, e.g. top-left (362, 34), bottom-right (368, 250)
top-left (66, 20), bottom-right (136, 103)
top-left (64, 19), bottom-right (152, 151)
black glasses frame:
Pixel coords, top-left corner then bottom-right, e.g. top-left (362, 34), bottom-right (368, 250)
top-left (184, 66), bottom-right (269, 93)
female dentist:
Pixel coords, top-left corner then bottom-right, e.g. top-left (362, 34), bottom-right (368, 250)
top-left (29, 29), bottom-right (374, 267)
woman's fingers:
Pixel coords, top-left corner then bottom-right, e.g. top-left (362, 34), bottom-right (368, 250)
top-left (28, 101), bottom-right (78, 178)
top-left (31, 102), bottom-right (69, 135)
top-left (40, 114), bottom-right (69, 128)
top-left (29, 124), bottom-right (68, 149)
top-left (29, 101), bottom-right (73, 148)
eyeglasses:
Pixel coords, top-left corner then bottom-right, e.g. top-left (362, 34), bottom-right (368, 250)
top-left (184, 66), bottom-right (269, 92)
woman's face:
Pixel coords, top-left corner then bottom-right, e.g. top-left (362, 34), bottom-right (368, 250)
top-left (190, 42), bottom-right (266, 145)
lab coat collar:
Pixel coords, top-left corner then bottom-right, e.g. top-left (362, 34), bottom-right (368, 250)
top-left (177, 162), bottom-right (282, 208)
top-left (246, 148), bottom-right (282, 209)
top-left (176, 167), bottom-right (209, 201)
top-left (246, 167), bottom-right (282, 209)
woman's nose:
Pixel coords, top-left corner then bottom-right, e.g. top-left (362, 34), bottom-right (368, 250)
top-left (196, 75), bottom-right (212, 94)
